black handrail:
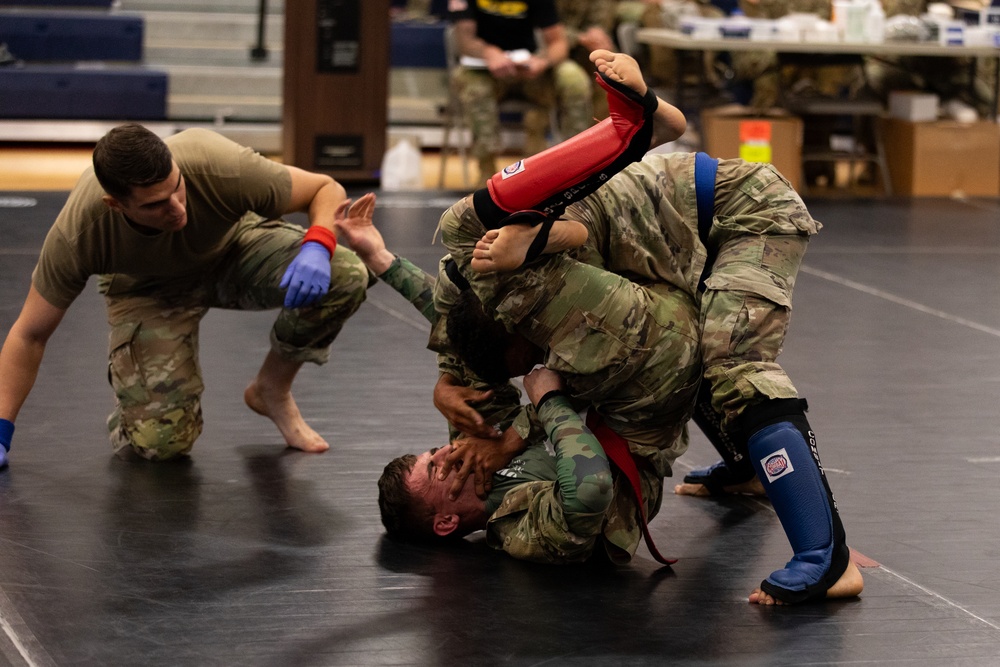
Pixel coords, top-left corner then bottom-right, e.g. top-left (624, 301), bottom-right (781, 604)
top-left (250, 0), bottom-right (269, 61)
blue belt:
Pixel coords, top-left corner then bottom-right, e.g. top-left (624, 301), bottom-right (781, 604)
top-left (694, 151), bottom-right (719, 292)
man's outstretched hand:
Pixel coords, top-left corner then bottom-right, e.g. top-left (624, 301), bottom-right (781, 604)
top-left (332, 193), bottom-right (395, 274)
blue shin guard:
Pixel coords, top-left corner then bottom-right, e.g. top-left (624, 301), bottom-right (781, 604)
top-left (742, 400), bottom-right (849, 603)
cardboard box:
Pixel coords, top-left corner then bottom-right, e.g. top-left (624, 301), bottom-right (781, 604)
top-left (888, 91), bottom-right (939, 122)
top-left (701, 105), bottom-right (803, 190)
top-left (878, 118), bottom-right (1000, 196)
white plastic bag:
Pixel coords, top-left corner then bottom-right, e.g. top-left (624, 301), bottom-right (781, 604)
top-left (380, 139), bottom-right (423, 191)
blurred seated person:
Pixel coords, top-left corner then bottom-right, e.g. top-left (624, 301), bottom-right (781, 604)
top-left (391, 0), bottom-right (449, 19)
top-left (449, 0), bottom-right (595, 184)
top-left (557, 0), bottom-right (619, 118)
top-left (865, 0), bottom-right (996, 120)
top-left (729, 0), bottom-right (867, 111)
top-left (623, 0), bottom-right (729, 92)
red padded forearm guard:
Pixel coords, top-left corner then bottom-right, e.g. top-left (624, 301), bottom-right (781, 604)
top-left (473, 74), bottom-right (658, 228)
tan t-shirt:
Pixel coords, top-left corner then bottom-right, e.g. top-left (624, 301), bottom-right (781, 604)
top-left (32, 128), bottom-right (292, 309)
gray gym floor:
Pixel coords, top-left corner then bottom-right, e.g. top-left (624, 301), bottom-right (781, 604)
top-left (1, 189), bottom-right (999, 666)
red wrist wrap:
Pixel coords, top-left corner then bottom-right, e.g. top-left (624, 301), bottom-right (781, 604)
top-left (302, 226), bottom-right (337, 255)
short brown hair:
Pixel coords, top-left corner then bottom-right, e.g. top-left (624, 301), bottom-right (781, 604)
top-left (92, 123), bottom-right (173, 200)
top-left (378, 454), bottom-right (436, 542)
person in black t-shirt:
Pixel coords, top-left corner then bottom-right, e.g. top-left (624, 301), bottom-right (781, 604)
top-left (448, 0), bottom-right (596, 184)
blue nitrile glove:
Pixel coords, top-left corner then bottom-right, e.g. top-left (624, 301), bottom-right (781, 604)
top-left (280, 241), bottom-right (331, 308)
top-left (0, 418), bottom-right (14, 470)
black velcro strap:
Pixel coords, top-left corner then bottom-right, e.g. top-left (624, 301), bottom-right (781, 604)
top-left (598, 72), bottom-right (659, 116)
top-left (733, 397), bottom-right (809, 444)
top-left (444, 257), bottom-right (470, 291)
top-left (522, 218), bottom-right (555, 267)
top-left (474, 187), bottom-right (510, 230)
top-left (535, 389), bottom-right (567, 410)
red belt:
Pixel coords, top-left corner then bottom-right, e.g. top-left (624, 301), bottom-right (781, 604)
top-left (586, 410), bottom-right (675, 566)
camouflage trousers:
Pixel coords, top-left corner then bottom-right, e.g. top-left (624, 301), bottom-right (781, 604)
top-left (442, 155), bottom-right (817, 444)
top-left (441, 198), bottom-right (703, 480)
top-left (101, 217), bottom-right (369, 461)
top-left (572, 156), bottom-right (817, 429)
top-left (452, 60), bottom-right (595, 165)
top-left (698, 231), bottom-right (808, 427)
top-left (567, 49), bottom-right (611, 121)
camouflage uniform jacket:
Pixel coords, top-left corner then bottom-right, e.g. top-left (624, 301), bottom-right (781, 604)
top-left (378, 254), bottom-right (657, 563)
top-left (380, 253), bottom-right (540, 442)
top-left (562, 152), bottom-right (822, 424)
top-left (564, 152), bottom-right (821, 304)
top-left (486, 450), bottom-right (662, 564)
top-left (442, 162), bottom-right (712, 482)
top-left (484, 394), bottom-right (660, 565)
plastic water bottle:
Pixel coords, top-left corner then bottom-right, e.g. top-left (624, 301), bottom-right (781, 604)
top-left (866, 0), bottom-right (886, 42)
top-left (843, 0), bottom-right (870, 42)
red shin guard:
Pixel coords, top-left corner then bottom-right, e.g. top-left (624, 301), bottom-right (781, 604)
top-left (472, 74), bottom-right (658, 229)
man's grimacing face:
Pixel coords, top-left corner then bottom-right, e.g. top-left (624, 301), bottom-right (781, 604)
top-left (105, 161), bottom-right (188, 233)
top-left (404, 446), bottom-right (483, 533)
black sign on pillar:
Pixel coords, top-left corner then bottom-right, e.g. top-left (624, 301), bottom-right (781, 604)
top-left (284, 0), bottom-right (387, 182)
top-left (317, 0), bottom-right (360, 73)
top-left (314, 135), bottom-right (364, 169)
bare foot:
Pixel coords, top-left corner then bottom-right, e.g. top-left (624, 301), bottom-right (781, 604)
top-left (244, 381), bottom-right (330, 453)
top-left (470, 220), bottom-right (588, 273)
top-left (748, 559), bottom-right (864, 606)
top-left (674, 477), bottom-right (767, 497)
top-left (590, 49), bottom-right (647, 97)
top-left (590, 49), bottom-right (687, 147)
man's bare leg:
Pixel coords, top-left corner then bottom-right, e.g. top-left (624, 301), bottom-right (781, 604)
top-left (749, 559), bottom-right (864, 606)
top-left (244, 349), bottom-right (329, 452)
top-left (470, 50), bottom-right (686, 274)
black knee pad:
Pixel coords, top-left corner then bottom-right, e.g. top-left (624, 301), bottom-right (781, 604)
top-left (689, 381), bottom-right (754, 479)
top-left (733, 397), bottom-right (809, 444)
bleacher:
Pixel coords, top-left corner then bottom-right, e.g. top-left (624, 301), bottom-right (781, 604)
top-left (388, 19), bottom-right (449, 130)
top-left (0, 12), bottom-right (144, 61)
top-left (0, 2), bottom-right (459, 151)
top-left (0, 0), bottom-right (114, 6)
top-left (0, 0), bottom-right (167, 121)
top-left (0, 66), bottom-right (168, 119)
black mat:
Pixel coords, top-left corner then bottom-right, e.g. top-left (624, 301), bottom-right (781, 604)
top-left (2, 190), bottom-right (1000, 666)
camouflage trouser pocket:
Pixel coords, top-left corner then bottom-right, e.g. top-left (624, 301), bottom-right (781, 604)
top-left (700, 287), bottom-right (798, 423)
top-left (105, 316), bottom-right (205, 457)
top-left (108, 321), bottom-right (149, 406)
